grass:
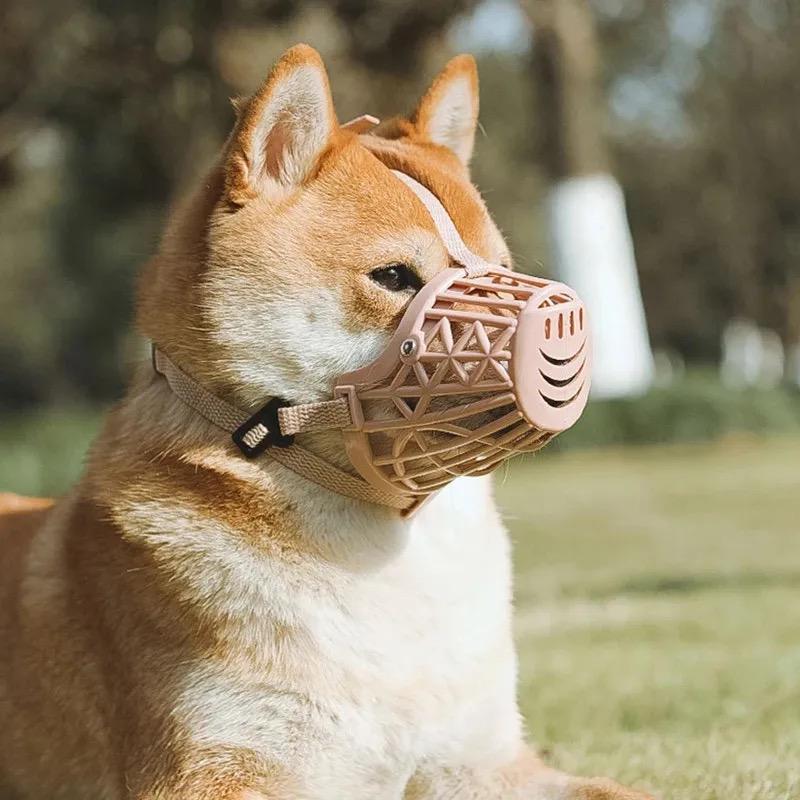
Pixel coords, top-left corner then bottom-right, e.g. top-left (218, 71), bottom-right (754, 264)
top-left (1, 409), bottom-right (798, 798)
top-left (0, 407), bottom-right (102, 497)
top-left (499, 438), bottom-right (800, 799)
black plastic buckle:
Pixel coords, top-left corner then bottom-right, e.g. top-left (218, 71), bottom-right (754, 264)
top-left (232, 397), bottom-right (295, 458)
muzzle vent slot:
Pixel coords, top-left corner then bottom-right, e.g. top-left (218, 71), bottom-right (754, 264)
top-left (336, 267), bottom-right (591, 498)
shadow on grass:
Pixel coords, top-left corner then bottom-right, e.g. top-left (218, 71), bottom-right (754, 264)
top-left (590, 570), bottom-right (800, 598)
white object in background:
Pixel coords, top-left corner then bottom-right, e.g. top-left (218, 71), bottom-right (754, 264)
top-left (788, 343), bottom-right (800, 387)
top-left (721, 319), bottom-right (761, 387)
top-left (546, 174), bottom-right (654, 399)
top-left (652, 348), bottom-right (686, 388)
top-left (759, 328), bottom-right (785, 388)
top-left (721, 319), bottom-right (784, 388)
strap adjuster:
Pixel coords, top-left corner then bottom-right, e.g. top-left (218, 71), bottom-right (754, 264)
top-left (232, 398), bottom-right (295, 458)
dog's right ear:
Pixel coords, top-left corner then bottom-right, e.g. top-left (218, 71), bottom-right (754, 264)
top-left (224, 44), bottom-right (337, 205)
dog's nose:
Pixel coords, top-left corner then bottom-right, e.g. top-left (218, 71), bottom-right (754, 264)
top-left (511, 286), bottom-right (591, 433)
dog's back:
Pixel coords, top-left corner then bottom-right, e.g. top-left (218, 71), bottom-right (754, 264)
top-left (0, 494), bottom-right (64, 798)
top-left (0, 493), bottom-right (54, 603)
top-left (0, 493), bottom-right (125, 799)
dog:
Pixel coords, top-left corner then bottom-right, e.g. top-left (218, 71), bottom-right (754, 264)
top-left (0, 44), bottom-right (655, 800)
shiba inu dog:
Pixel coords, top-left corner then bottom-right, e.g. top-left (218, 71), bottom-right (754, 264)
top-left (0, 45), bottom-right (654, 800)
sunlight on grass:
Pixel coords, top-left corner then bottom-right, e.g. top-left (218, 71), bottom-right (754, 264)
top-left (499, 438), bottom-right (800, 799)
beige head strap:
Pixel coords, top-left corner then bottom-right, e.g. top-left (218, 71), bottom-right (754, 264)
top-left (341, 114), bottom-right (381, 134)
top-left (392, 171), bottom-right (492, 278)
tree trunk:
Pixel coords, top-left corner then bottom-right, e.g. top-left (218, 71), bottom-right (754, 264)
top-left (528, 0), bottom-right (608, 178)
top-left (525, 0), bottom-right (654, 398)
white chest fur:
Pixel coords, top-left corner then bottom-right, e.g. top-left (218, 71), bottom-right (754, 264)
top-left (167, 475), bottom-right (521, 797)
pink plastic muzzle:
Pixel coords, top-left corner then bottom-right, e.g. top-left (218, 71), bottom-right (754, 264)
top-left (334, 264), bottom-right (590, 500)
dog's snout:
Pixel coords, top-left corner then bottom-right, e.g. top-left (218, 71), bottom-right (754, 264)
top-left (512, 290), bottom-right (590, 431)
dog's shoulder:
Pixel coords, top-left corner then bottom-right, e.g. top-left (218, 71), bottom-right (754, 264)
top-left (0, 492), bottom-right (54, 516)
top-left (0, 493), bottom-right (55, 587)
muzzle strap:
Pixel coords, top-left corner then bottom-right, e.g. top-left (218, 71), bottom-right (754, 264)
top-left (278, 399), bottom-right (351, 436)
top-left (391, 171), bottom-right (494, 278)
top-left (152, 347), bottom-right (412, 512)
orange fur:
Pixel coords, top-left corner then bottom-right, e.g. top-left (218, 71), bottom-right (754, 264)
top-left (0, 45), bottom-right (654, 800)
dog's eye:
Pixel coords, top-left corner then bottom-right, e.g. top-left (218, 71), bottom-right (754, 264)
top-left (370, 264), bottom-right (422, 293)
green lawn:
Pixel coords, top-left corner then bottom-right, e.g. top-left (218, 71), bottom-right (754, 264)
top-left (1, 410), bottom-right (798, 799)
top-left (500, 438), bottom-right (800, 799)
top-left (0, 407), bottom-right (102, 497)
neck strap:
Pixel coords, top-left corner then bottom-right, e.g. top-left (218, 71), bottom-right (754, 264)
top-left (152, 346), bottom-right (413, 511)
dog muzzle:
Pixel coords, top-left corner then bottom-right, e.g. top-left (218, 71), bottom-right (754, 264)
top-left (153, 170), bottom-right (591, 516)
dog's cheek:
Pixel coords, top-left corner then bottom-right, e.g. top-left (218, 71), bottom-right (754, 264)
top-left (340, 274), bottom-right (407, 338)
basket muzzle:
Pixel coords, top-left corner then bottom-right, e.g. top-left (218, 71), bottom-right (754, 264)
top-left (334, 264), bottom-right (590, 500)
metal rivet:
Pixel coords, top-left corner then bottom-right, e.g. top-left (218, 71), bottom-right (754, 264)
top-left (401, 339), bottom-right (416, 356)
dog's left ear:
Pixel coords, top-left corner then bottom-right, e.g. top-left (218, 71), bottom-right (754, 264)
top-left (410, 54), bottom-right (479, 165)
top-left (224, 44), bottom-right (337, 205)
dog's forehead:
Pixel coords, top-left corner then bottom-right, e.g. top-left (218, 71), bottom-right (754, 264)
top-left (324, 135), bottom-right (503, 263)
top-left (320, 144), bottom-right (439, 235)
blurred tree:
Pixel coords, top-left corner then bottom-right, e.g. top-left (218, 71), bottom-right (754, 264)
top-left (525, 0), bottom-right (653, 398)
top-left (329, 0), bottom-right (478, 73)
top-left (527, 0), bottom-right (608, 177)
top-left (1, 0), bottom-right (799, 409)
top-left (598, 0), bottom-right (800, 358)
top-left (0, 0), bottom-right (242, 405)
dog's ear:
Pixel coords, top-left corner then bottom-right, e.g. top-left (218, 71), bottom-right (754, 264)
top-left (224, 44), bottom-right (337, 204)
top-left (409, 54), bottom-right (479, 165)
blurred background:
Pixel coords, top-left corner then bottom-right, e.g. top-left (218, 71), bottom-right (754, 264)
top-left (1, 1), bottom-right (798, 797)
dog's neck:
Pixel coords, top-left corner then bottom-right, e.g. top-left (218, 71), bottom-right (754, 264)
top-left (78, 356), bottom-right (499, 672)
top-left (87, 361), bottom-right (411, 569)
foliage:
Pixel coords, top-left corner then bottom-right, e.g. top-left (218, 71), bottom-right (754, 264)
top-left (1, 1), bottom-right (799, 409)
top-left (0, 407), bottom-right (101, 496)
top-left (554, 371), bottom-right (800, 451)
top-left (597, 0), bottom-right (800, 357)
